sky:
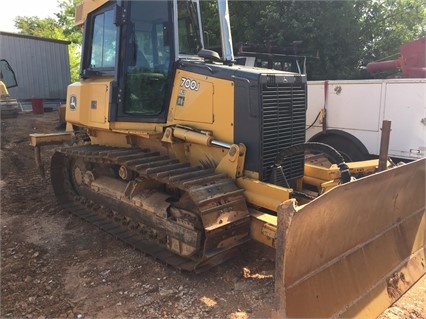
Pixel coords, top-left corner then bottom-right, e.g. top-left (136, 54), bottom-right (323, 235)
top-left (0, 0), bottom-right (60, 33)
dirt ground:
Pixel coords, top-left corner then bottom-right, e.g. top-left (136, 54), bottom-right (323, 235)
top-left (1, 110), bottom-right (425, 319)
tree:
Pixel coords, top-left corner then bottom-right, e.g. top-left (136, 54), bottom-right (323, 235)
top-left (228, 1), bottom-right (271, 47)
top-left (14, 0), bottom-right (82, 82)
top-left (200, 1), bottom-right (221, 49)
top-left (231, 0), bottom-right (367, 80)
top-left (14, 0), bottom-right (426, 81)
top-left (359, 0), bottom-right (426, 69)
top-left (202, 0), bottom-right (425, 80)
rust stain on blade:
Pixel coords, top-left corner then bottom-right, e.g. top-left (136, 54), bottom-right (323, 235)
top-left (273, 158), bottom-right (426, 318)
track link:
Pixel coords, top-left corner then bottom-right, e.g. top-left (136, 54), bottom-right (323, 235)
top-left (51, 145), bottom-right (251, 272)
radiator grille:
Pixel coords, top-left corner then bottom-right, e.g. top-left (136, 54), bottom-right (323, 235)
top-left (261, 82), bottom-right (306, 184)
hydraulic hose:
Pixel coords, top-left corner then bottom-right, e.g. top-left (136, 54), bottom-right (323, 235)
top-left (273, 142), bottom-right (351, 184)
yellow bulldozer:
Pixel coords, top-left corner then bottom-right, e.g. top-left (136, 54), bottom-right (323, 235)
top-left (0, 59), bottom-right (20, 118)
top-left (30, 0), bottom-right (425, 317)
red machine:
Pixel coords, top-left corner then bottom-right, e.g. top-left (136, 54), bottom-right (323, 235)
top-left (366, 37), bottom-right (426, 78)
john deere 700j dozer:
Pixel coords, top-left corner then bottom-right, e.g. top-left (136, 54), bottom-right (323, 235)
top-left (30, 0), bottom-right (425, 317)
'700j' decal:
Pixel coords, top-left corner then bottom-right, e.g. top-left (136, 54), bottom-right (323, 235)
top-left (180, 77), bottom-right (200, 91)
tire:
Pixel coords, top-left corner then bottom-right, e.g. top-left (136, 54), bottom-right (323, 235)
top-left (315, 134), bottom-right (370, 162)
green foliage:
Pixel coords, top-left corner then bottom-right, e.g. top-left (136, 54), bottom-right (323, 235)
top-left (13, 0), bottom-right (425, 81)
top-left (228, 1), bottom-right (271, 46)
top-left (200, 1), bottom-right (220, 48)
top-left (14, 0), bottom-right (82, 82)
top-left (359, 0), bottom-right (426, 64)
top-left (258, 1), bottom-right (366, 79)
top-left (202, 0), bottom-right (426, 80)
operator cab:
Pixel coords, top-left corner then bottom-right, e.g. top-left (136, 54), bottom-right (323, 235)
top-left (80, 0), bottom-right (204, 123)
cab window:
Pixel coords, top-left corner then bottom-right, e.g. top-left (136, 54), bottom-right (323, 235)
top-left (123, 1), bottom-right (171, 116)
top-left (88, 6), bottom-right (116, 70)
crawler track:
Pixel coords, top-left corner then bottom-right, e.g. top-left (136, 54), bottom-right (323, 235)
top-left (51, 145), bottom-right (251, 272)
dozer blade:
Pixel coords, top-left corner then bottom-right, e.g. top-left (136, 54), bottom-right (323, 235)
top-left (274, 158), bottom-right (426, 318)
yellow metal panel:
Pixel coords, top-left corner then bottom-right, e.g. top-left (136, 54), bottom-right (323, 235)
top-left (110, 122), bottom-right (162, 132)
top-left (66, 79), bottom-right (111, 130)
top-left (304, 159), bottom-right (383, 181)
top-left (75, 0), bottom-right (109, 27)
top-left (168, 69), bottom-right (234, 143)
top-left (180, 143), bottom-right (226, 168)
top-left (250, 209), bottom-right (278, 248)
top-left (236, 177), bottom-right (291, 213)
top-left (173, 73), bottom-right (214, 123)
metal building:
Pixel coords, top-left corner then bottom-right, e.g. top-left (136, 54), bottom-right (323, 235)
top-left (0, 31), bottom-right (71, 111)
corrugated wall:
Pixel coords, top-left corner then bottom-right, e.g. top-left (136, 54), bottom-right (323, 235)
top-left (0, 32), bottom-right (71, 102)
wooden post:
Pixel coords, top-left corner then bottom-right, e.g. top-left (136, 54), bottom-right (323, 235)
top-left (378, 120), bottom-right (391, 171)
top-left (34, 145), bottom-right (45, 179)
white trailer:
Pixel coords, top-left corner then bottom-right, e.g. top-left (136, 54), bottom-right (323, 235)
top-left (306, 78), bottom-right (426, 161)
